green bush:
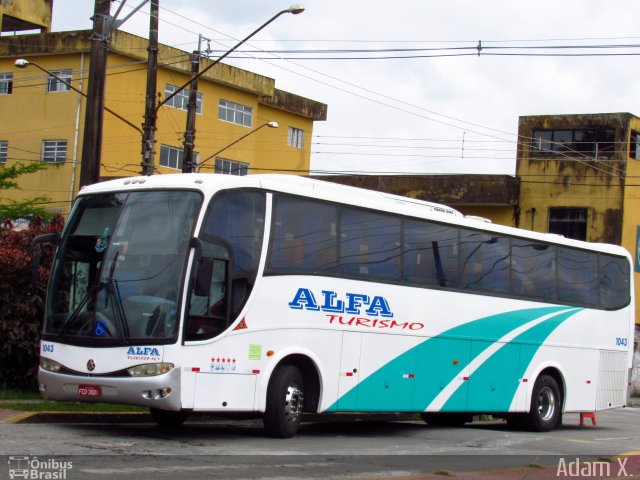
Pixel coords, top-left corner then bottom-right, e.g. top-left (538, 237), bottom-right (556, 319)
top-left (0, 217), bottom-right (64, 390)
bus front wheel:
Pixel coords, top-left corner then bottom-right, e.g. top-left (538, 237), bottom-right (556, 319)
top-left (525, 374), bottom-right (562, 432)
top-left (263, 364), bottom-right (305, 438)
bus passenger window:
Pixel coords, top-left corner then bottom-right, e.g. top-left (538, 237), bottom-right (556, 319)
top-left (511, 241), bottom-right (555, 301)
top-left (340, 208), bottom-right (401, 280)
top-left (459, 230), bottom-right (509, 294)
top-left (557, 247), bottom-right (598, 307)
top-left (403, 220), bottom-right (458, 288)
top-left (267, 195), bottom-right (338, 274)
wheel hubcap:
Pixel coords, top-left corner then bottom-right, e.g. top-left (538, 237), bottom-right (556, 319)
top-left (537, 386), bottom-right (556, 421)
top-left (284, 383), bottom-right (303, 424)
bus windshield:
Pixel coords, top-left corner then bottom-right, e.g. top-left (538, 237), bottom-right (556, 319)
top-left (44, 190), bottom-right (202, 343)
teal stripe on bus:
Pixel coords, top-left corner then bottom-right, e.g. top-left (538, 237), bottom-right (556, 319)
top-left (440, 308), bottom-right (580, 412)
top-left (326, 306), bottom-right (572, 412)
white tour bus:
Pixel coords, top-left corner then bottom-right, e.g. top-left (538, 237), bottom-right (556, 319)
top-left (35, 174), bottom-right (634, 437)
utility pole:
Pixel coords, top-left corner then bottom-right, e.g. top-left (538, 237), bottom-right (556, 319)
top-left (79, 0), bottom-right (112, 187)
top-left (181, 50), bottom-right (199, 173)
top-left (141, 0), bottom-right (159, 175)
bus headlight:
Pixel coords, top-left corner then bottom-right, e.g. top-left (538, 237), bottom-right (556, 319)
top-left (40, 357), bottom-right (62, 373)
top-left (127, 363), bottom-right (174, 377)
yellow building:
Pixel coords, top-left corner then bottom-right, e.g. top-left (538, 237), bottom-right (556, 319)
top-left (516, 113), bottom-right (640, 330)
top-left (0, 29), bottom-right (327, 216)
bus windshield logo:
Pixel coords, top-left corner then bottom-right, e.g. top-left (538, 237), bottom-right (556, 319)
top-left (288, 288), bottom-right (394, 317)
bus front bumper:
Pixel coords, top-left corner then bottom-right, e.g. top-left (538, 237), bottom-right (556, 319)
top-left (38, 366), bottom-right (182, 411)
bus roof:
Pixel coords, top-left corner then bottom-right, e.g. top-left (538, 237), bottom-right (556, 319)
top-left (78, 173), bottom-right (631, 258)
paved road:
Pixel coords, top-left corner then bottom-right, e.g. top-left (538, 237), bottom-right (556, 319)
top-left (2, 407), bottom-right (640, 479)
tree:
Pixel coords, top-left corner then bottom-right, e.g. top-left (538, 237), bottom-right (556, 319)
top-left (0, 216), bottom-right (64, 389)
top-left (0, 162), bottom-right (52, 223)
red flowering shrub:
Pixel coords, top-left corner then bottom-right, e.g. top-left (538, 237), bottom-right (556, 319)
top-left (0, 216), bottom-right (64, 390)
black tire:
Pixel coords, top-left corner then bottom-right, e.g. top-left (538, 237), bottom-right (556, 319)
top-left (525, 374), bottom-right (562, 432)
top-left (149, 408), bottom-right (188, 429)
top-left (263, 364), bottom-right (304, 438)
top-left (421, 412), bottom-right (470, 427)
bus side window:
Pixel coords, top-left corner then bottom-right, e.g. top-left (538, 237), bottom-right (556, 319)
top-left (557, 247), bottom-right (599, 307)
top-left (267, 195), bottom-right (338, 275)
top-left (600, 254), bottom-right (630, 309)
top-left (185, 257), bottom-right (229, 341)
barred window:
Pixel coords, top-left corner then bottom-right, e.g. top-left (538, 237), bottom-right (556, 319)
top-left (42, 140), bottom-right (67, 163)
top-left (288, 127), bottom-right (304, 149)
top-left (0, 141), bottom-right (7, 164)
top-left (0, 73), bottom-right (13, 95)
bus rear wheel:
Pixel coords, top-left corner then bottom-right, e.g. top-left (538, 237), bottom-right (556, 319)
top-left (263, 364), bottom-right (304, 438)
top-left (149, 408), bottom-right (188, 429)
top-left (525, 374), bottom-right (562, 432)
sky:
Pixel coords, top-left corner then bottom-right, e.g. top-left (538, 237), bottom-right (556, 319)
top-left (49, 0), bottom-right (640, 176)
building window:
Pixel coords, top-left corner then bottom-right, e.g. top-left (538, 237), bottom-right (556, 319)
top-left (46, 70), bottom-right (72, 93)
top-left (164, 84), bottom-right (202, 114)
top-left (218, 99), bottom-right (252, 127)
top-left (531, 128), bottom-right (615, 158)
top-left (215, 157), bottom-right (249, 176)
top-left (159, 144), bottom-right (198, 170)
top-left (288, 127), bottom-right (304, 149)
top-left (630, 131), bottom-right (640, 160)
top-left (42, 140), bottom-right (67, 163)
top-left (0, 73), bottom-right (13, 95)
top-left (0, 141), bottom-right (7, 164)
top-left (548, 208), bottom-right (588, 241)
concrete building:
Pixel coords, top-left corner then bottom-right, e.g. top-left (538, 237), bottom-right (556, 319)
top-left (0, 5), bottom-right (326, 216)
top-left (516, 112), bottom-right (640, 391)
top-left (315, 174), bottom-right (519, 227)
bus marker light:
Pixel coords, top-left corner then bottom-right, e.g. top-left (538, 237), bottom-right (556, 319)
top-left (267, 350), bottom-right (275, 357)
top-left (192, 367), bottom-right (200, 372)
top-left (453, 359), bottom-right (459, 365)
top-left (586, 380), bottom-right (591, 384)
top-left (252, 369), bottom-right (260, 374)
top-left (463, 376), bottom-right (469, 381)
top-left (233, 318), bottom-right (248, 331)
top-left (345, 372), bottom-right (353, 377)
top-left (403, 374), bottom-right (415, 379)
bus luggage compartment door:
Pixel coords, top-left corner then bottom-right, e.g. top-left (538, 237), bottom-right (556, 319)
top-left (193, 373), bottom-right (256, 411)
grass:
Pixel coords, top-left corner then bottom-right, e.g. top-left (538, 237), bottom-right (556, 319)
top-left (0, 389), bottom-right (147, 412)
top-left (0, 389), bottom-right (41, 400)
top-left (0, 401), bottom-right (147, 413)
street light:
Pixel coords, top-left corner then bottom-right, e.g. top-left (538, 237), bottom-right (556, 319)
top-left (14, 59), bottom-right (142, 135)
top-left (141, 4), bottom-right (305, 175)
top-left (196, 121), bottom-right (279, 172)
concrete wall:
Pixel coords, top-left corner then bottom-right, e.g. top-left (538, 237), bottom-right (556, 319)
top-left (0, 0), bottom-right (52, 33)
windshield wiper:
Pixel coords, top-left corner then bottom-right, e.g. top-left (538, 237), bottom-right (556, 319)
top-left (104, 251), bottom-right (131, 340)
top-left (58, 283), bottom-right (103, 337)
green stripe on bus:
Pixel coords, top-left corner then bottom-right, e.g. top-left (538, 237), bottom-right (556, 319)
top-left (327, 306), bottom-right (571, 412)
top-left (440, 308), bottom-right (580, 412)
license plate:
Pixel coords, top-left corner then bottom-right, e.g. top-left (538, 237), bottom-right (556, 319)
top-left (78, 385), bottom-right (101, 398)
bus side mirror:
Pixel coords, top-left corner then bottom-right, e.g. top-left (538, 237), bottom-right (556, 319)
top-left (194, 258), bottom-right (213, 297)
top-left (29, 232), bottom-right (60, 289)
